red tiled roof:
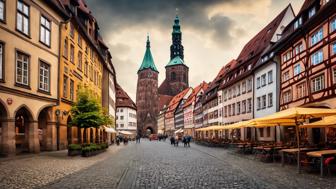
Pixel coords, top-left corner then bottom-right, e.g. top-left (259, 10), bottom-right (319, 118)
top-left (158, 94), bottom-right (173, 111)
top-left (183, 81), bottom-right (208, 108)
top-left (165, 88), bottom-right (191, 119)
top-left (298, 0), bottom-right (315, 15)
top-left (235, 5), bottom-right (289, 66)
top-left (116, 83), bottom-right (137, 110)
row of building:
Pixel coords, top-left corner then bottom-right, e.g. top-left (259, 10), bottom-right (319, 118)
top-left (156, 0), bottom-right (336, 144)
top-left (0, 0), bottom-right (131, 156)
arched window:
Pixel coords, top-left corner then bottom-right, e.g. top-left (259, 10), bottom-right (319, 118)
top-left (171, 72), bottom-right (176, 81)
top-left (183, 74), bottom-right (186, 82)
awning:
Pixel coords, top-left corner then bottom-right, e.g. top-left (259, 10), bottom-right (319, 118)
top-left (174, 128), bottom-right (184, 134)
top-left (104, 126), bottom-right (117, 133)
top-left (119, 130), bottom-right (134, 135)
top-left (301, 115), bottom-right (336, 128)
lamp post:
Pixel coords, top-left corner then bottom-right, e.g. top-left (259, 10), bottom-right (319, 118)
top-left (55, 109), bottom-right (60, 151)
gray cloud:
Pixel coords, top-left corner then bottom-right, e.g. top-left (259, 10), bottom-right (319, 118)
top-left (86, 0), bottom-right (245, 48)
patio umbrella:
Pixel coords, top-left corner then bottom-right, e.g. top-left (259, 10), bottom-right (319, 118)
top-left (248, 107), bottom-right (336, 172)
top-left (300, 115), bottom-right (336, 128)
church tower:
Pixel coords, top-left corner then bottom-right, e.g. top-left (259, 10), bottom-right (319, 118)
top-left (136, 35), bottom-right (159, 136)
top-left (159, 15), bottom-right (189, 96)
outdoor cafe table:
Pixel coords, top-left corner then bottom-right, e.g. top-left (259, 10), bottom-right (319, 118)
top-left (280, 148), bottom-right (317, 167)
top-left (306, 150), bottom-right (336, 177)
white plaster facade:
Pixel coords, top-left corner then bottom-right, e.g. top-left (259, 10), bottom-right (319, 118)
top-left (116, 107), bottom-right (137, 133)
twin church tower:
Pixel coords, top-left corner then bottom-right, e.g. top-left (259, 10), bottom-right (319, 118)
top-left (136, 15), bottom-right (189, 136)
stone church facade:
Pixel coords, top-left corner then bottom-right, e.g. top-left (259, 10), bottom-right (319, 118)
top-left (136, 15), bottom-right (189, 136)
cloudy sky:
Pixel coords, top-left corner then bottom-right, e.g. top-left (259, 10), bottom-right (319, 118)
top-left (86, 0), bottom-right (304, 101)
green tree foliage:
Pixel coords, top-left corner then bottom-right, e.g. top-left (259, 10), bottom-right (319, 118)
top-left (70, 88), bottom-right (112, 143)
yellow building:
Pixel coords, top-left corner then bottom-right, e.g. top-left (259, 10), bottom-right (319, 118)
top-left (53, 0), bottom-right (111, 149)
top-left (0, 0), bottom-right (68, 156)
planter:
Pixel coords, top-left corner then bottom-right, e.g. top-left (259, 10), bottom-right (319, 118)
top-left (81, 149), bottom-right (106, 157)
top-left (68, 149), bottom-right (81, 156)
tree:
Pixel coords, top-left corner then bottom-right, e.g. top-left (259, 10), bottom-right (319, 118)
top-left (70, 88), bottom-right (112, 144)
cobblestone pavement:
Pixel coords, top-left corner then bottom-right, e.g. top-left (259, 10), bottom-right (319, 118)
top-left (0, 146), bottom-right (123, 189)
top-left (2, 141), bottom-right (336, 189)
top-left (38, 140), bottom-right (335, 189)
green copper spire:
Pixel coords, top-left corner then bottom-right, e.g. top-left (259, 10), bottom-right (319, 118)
top-left (138, 34), bottom-right (159, 73)
top-left (172, 14), bottom-right (181, 34)
top-left (166, 56), bottom-right (184, 67)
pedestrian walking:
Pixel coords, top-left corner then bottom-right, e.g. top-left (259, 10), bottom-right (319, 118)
top-left (136, 134), bottom-right (141, 143)
top-left (174, 135), bottom-right (179, 147)
top-left (182, 136), bottom-right (187, 147)
top-left (187, 135), bottom-right (191, 147)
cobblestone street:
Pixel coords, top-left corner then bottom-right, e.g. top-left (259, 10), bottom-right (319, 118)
top-left (1, 140), bottom-right (336, 189)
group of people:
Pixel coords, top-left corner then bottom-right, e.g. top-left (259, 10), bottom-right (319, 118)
top-left (158, 134), bottom-right (168, 141)
top-left (170, 135), bottom-right (192, 147)
top-left (116, 135), bottom-right (129, 145)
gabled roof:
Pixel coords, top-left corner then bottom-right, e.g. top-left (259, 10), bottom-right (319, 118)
top-left (235, 5), bottom-right (289, 66)
top-left (165, 88), bottom-right (191, 119)
top-left (183, 81), bottom-right (208, 108)
top-left (158, 79), bottom-right (171, 96)
top-left (158, 94), bottom-right (173, 111)
top-left (138, 36), bottom-right (159, 73)
top-left (298, 0), bottom-right (316, 15)
top-left (166, 56), bottom-right (185, 67)
top-left (116, 84), bottom-right (137, 110)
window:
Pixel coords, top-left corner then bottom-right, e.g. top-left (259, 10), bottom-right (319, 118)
top-left (247, 98), bottom-right (252, 113)
top-left (89, 64), bottom-right (93, 80)
top-left (237, 85), bottom-right (240, 96)
top-left (308, 7), bottom-right (316, 18)
top-left (334, 69), bottom-right (336, 84)
top-left (283, 71), bottom-right (290, 81)
top-left (261, 74), bottom-right (266, 87)
top-left (224, 106), bottom-right (227, 117)
top-left (39, 61), bottom-right (50, 92)
top-left (228, 89), bottom-right (232, 99)
top-left (257, 97), bottom-right (261, 110)
top-left (63, 75), bottom-right (68, 97)
top-left (294, 43), bottom-right (304, 55)
top-left (257, 77), bottom-right (260, 89)
top-left (78, 35), bottom-right (82, 47)
top-left (0, 0), bottom-right (5, 21)
top-left (63, 38), bottom-right (68, 58)
top-left (268, 93), bottom-right (273, 107)
top-left (232, 103), bottom-right (235, 116)
top-left (262, 95), bottom-right (266, 109)
top-left (171, 72), bottom-right (176, 81)
top-left (0, 43), bottom-right (3, 80)
top-left (283, 91), bottom-right (291, 103)
top-left (70, 23), bottom-right (74, 38)
top-left (333, 43), bottom-right (336, 54)
top-left (120, 116), bottom-right (124, 120)
top-left (84, 61), bottom-right (88, 76)
top-left (237, 102), bottom-right (241, 115)
top-left (247, 79), bottom-right (252, 91)
top-left (294, 64), bottom-right (301, 76)
top-left (283, 51), bottom-right (291, 62)
top-left (120, 124), bottom-right (124, 128)
top-left (17, 1), bottom-right (29, 35)
top-left (242, 100), bottom-right (246, 114)
top-left (40, 16), bottom-right (51, 46)
top-left (268, 70), bottom-right (273, 84)
top-left (311, 50), bottom-right (323, 65)
top-left (16, 51), bottom-right (29, 85)
top-left (70, 79), bottom-right (74, 101)
top-left (297, 83), bottom-right (306, 99)
top-left (311, 28), bottom-right (323, 46)
top-left (311, 75), bottom-right (324, 92)
top-left (331, 19), bottom-right (336, 32)
top-left (259, 128), bottom-right (264, 137)
top-left (77, 51), bottom-right (82, 70)
top-left (242, 81), bottom-right (246, 93)
top-left (70, 44), bottom-right (74, 63)
top-left (294, 17), bottom-right (302, 30)
top-left (223, 91), bottom-right (227, 101)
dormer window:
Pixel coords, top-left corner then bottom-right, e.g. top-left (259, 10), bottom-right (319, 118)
top-left (309, 7), bottom-right (316, 18)
top-left (294, 17), bottom-right (302, 30)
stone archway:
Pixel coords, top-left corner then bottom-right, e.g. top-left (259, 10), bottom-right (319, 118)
top-left (145, 127), bottom-right (154, 136)
top-left (15, 106), bottom-right (36, 153)
top-left (37, 107), bottom-right (52, 151)
top-left (0, 100), bottom-right (9, 155)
